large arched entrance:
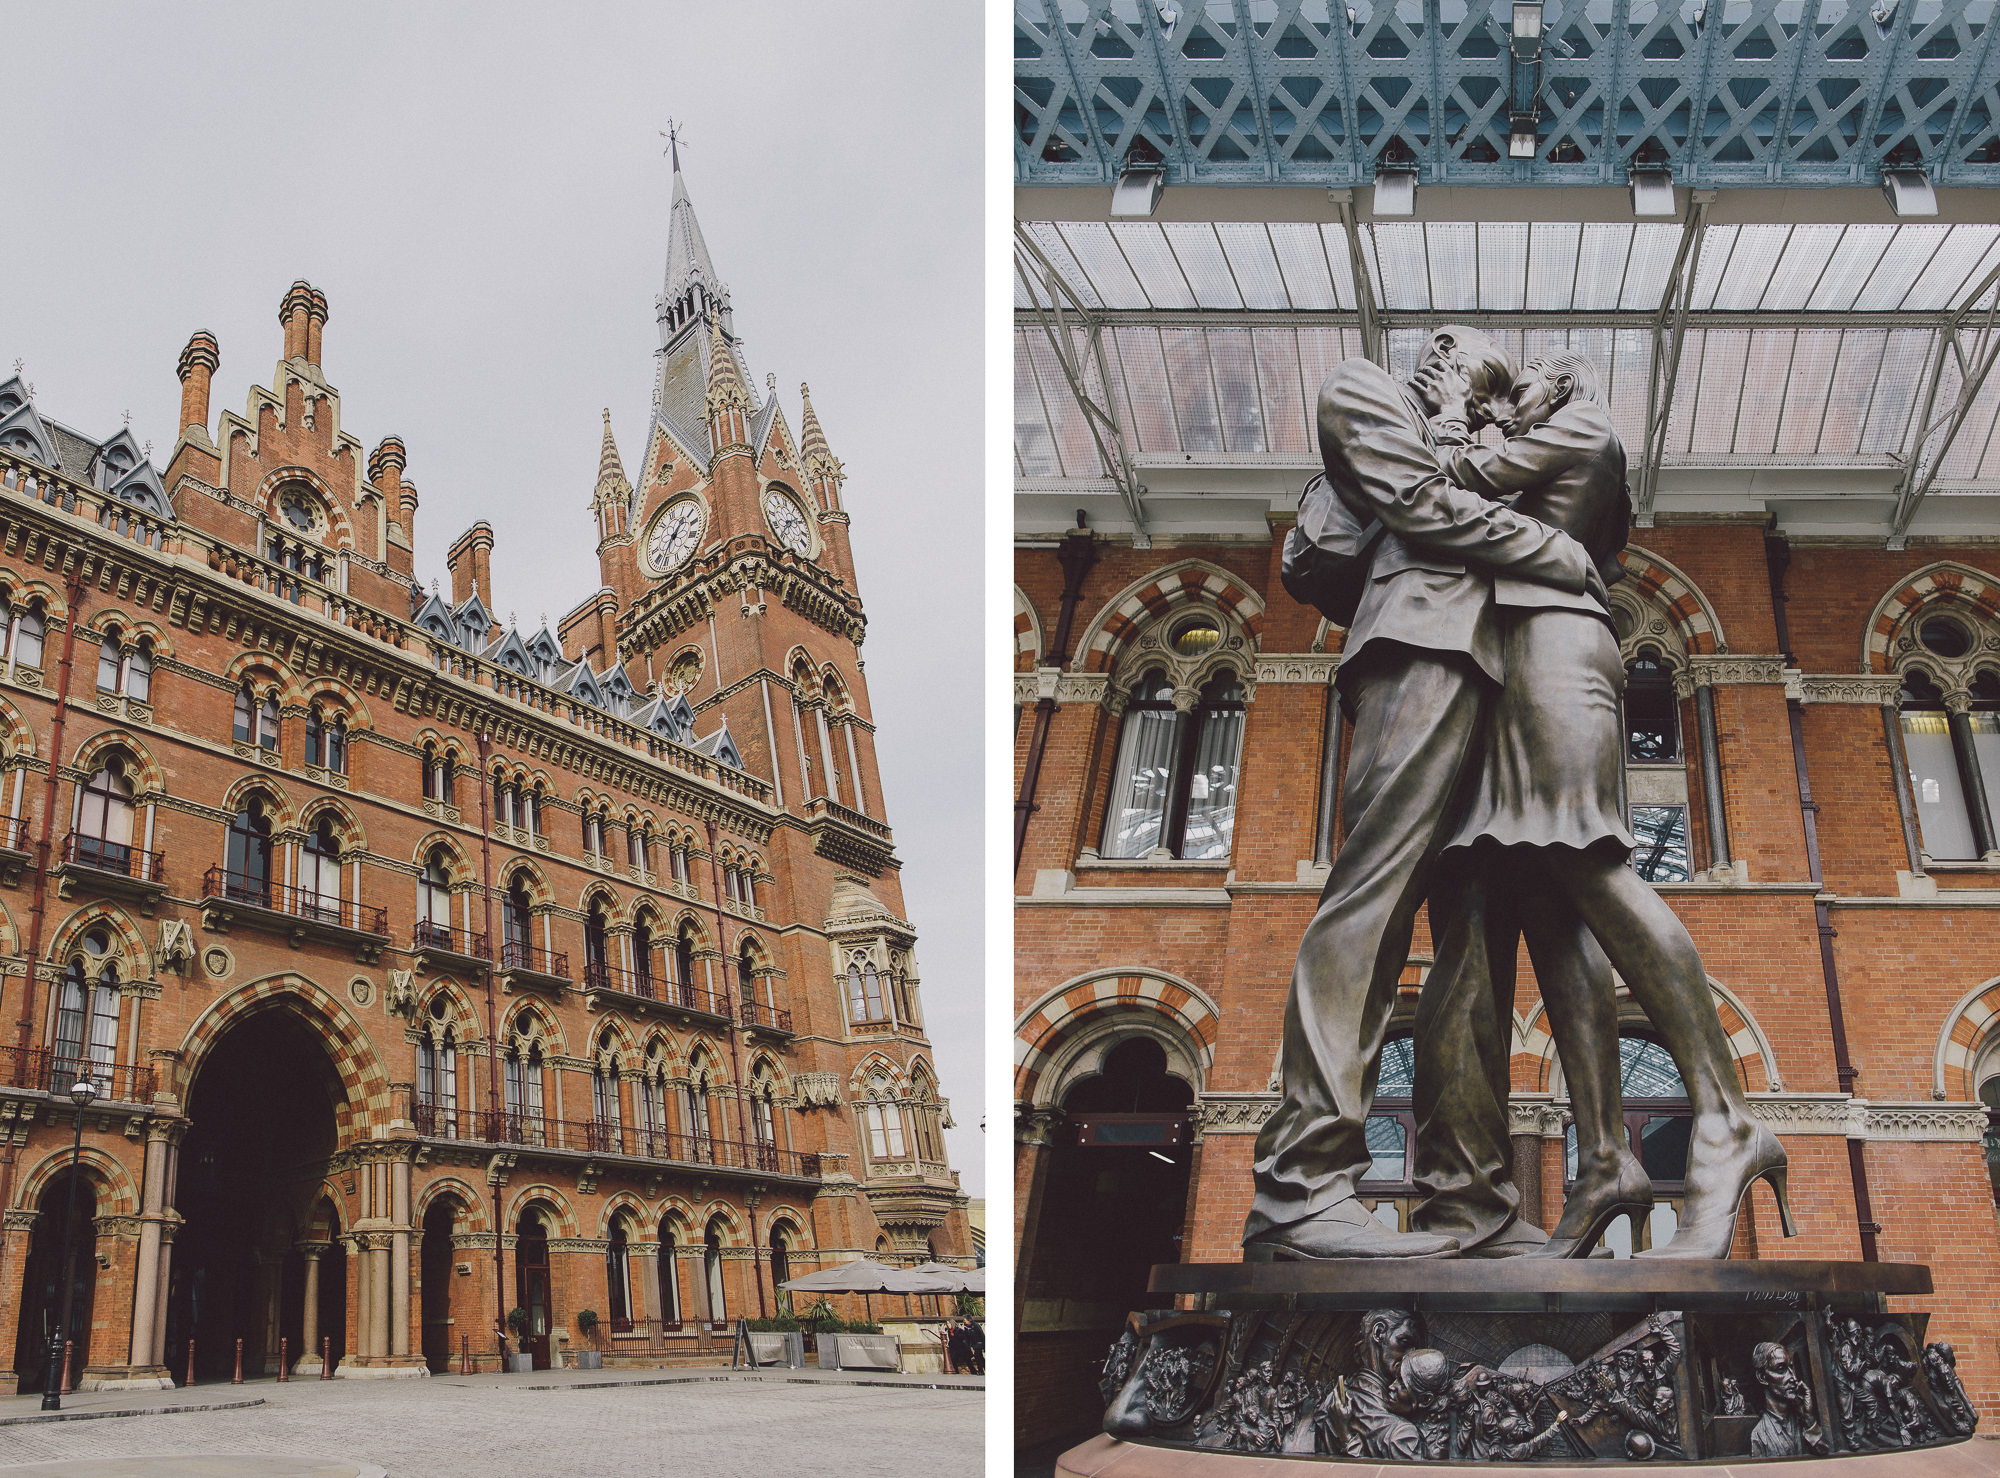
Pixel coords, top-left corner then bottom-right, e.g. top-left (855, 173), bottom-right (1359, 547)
top-left (10, 1168), bottom-right (98, 1394)
top-left (167, 1005), bottom-right (347, 1381)
top-left (1019, 1035), bottom-right (1195, 1446)
top-left (420, 1199), bottom-right (458, 1372)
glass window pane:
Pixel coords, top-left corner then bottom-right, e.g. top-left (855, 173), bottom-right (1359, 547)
top-left (1564, 1122), bottom-right (1578, 1182)
top-left (1972, 712), bottom-right (2000, 850)
top-left (1904, 711), bottom-right (1977, 860)
top-left (1620, 1037), bottom-right (1688, 1098)
top-left (1181, 705), bottom-right (1244, 860)
top-left (1253, 329), bottom-right (1310, 454)
top-left (1377, 1035), bottom-right (1415, 1096)
top-left (1477, 222), bottom-right (1528, 312)
top-left (1269, 222), bottom-right (1340, 310)
top-left (1164, 223), bottom-right (1244, 310)
top-left (1630, 805), bottom-right (1690, 883)
top-left (1161, 329), bottom-right (1223, 454)
top-left (1207, 329), bottom-right (1266, 453)
top-left (1361, 1115), bottom-right (1407, 1183)
top-left (1808, 225), bottom-right (1895, 311)
top-left (1103, 704), bottom-right (1179, 858)
top-left (1637, 1113), bottom-right (1692, 1183)
top-left (1216, 223), bottom-right (1290, 309)
top-left (1526, 221), bottom-right (1582, 310)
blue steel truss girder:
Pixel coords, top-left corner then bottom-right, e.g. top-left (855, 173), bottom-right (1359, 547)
top-left (1015, 0), bottom-right (2000, 189)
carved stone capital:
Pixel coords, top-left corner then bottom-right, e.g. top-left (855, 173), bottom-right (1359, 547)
top-left (1014, 1106), bottom-right (1066, 1148)
top-left (1253, 654), bottom-right (1339, 685)
top-left (1796, 674), bottom-right (1908, 706)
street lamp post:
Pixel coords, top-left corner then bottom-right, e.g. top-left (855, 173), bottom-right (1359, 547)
top-left (42, 1075), bottom-right (99, 1411)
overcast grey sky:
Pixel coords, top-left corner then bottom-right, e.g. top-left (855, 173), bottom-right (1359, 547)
top-left (2, 3), bottom-right (984, 1193)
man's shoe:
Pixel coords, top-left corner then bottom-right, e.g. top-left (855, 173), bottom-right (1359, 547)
top-left (1457, 1217), bottom-right (1550, 1259)
top-left (1244, 1200), bottom-right (1460, 1261)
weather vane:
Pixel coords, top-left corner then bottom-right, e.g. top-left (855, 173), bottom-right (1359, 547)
top-left (660, 120), bottom-right (685, 172)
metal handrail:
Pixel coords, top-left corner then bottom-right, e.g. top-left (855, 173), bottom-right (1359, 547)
top-left (499, 939), bottom-right (569, 980)
top-left (61, 832), bottom-right (166, 885)
top-left (0, 1047), bottom-right (153, 1104)
top-left (413, 919), bottom-right (490, 960)
top-left (201, 867), bottom-right (388, 935)
top-left (412, 1099), bottom-right (819, 1177)
top-left (738, 999), bottom-right (795, 1034)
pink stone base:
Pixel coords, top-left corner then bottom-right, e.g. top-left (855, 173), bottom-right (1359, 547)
top-left (1057, 1434), bottom-right (2000, 1477)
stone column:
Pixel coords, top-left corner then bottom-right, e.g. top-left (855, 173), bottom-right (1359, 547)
top-left (639, 1247), bottom-right (663, 1346)
top-left (369, 1234), bottom-right (391, 1359)
top-left (342, 1235), bottom-right (369, 1362)
top-left (1013, 1108), bottom-right (1063, 1335)
top-left (151, 1225), bottom-right (175, 1370)
top-left (128, 1124), bottom-right (173, 1370)
top-left (390, 1159), bottom-right (412, 1362)
top-left (0, 1210), bottom-right (37, 1395)
top-left (1688, 673), bottom-right (1733, 876)
top-left (297, 1243), bottom-right (327, 1374)
top-left (256, 1249), bottom-right (285, 1374)
top-left (1945, 694), bottom-right (1999, 858)
top-left (1506, 1100), bottom-right (1545, 1231)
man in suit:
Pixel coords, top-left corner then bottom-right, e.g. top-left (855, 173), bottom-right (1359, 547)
top-left (1245, 327), bottom-right (1601, 1259)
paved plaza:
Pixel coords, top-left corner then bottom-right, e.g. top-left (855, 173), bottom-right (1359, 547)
top-left (0, 1370), bottom-right (983, 1478)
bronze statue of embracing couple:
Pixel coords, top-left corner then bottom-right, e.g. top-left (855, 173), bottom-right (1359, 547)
top-left (1253, 326), bottom-right (1792, 1262)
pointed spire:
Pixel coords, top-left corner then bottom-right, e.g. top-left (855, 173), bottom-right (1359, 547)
top-left (706, 329), bottom-right (753, 434)
top-left (596, 409), bottom-right (629, 494)
top-left (663, 149), bottom-right (721, 301)
top-left (799, 382), bottom-right (845, 486)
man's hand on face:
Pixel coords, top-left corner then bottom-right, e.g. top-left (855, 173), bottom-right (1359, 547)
top-left (1412, 356), bottom-right (1473, 420)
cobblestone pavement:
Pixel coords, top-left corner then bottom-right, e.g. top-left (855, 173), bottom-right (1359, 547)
top-left (0, 1373), bottom-right (983, 1478)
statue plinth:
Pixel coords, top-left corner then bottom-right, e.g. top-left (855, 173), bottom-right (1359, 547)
top-left (1083, 1260), bottom-right (1978, 1466)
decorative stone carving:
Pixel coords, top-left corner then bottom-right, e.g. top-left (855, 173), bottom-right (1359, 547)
top-left (793, 1072), bottom-right (841, 1108)
top-left (386, 969), bottom-right (416, 1017)
top-left (1687, 655), bottom-right (1789, 688)
top-left (155, 918), bottom-right (194, 977)
top-left (1252, 655), bottom-right (1338, 685)
top-left (1195, 1093), bottom-right (1278, 1133)
top-left (1797, 674), bottom-right (1908, 706)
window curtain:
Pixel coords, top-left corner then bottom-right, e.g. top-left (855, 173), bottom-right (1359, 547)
top-left (1181, 704), bottom-right (1245, 860)
top-left (1904, 711), bottom-right (1977, 859)
top-left (1101, 705), bottom-right (1179, 858)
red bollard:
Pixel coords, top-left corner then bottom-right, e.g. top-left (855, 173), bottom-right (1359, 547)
top-left (320, 1335), bottom-right (332, 1380)
top-left (60, 1340), bottom-right (72, 1394)
top-left (460, 1334), bottom-right (469, 1375)
top-left (231, 1337), bottom-right (243, 1385)
top-left (278, 1336), bottom-right (288, 1382)
top-left (185, 1339), bottom-right (195, 1388)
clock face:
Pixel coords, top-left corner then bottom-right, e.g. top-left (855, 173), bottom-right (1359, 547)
top-left (646, 500), bottom-right (704, 574)
top-left (764, 490), bottom-right (812, 556)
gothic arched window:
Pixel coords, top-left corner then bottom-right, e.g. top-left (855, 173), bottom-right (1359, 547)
top-left (1101, 666), bottom-right (1249, 861)
top-left (54, 930), bottom-right (119, 1086)
top-left (417, 997), bottom-right (458, 1135)
top-left (633, 919), bottom-right (656, 997)
top-left (860, 1074), bottom-right (907, 1160)
top-left (846, 957), bottom-right (888, 1025)
top-left (74, 757), bottom-right (136, 873)
top-left (416, 849), bottom-right (454, 947)
top-left (7, 601), bottom-right (44, 669)
top-left (584, 904), bottom-right (611, 989)
top-left (225, 799), bottom-right (273, 903)
top-left (299, 814), bottom-right (342, 920)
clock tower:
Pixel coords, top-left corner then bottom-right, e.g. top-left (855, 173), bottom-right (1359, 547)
top-left (556, 149), bottom-right (960, 1260)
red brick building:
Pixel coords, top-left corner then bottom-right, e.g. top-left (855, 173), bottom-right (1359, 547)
top-left (1012, 192), bottom-right (2000, 1444)
top-left (0, 157), bottom-right (966, 1393)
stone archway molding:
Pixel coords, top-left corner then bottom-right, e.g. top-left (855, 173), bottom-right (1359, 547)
top-left (1015, 967), bottom-right (1219, 1108)
top-left (177, 974), bottom-right (393, 1136)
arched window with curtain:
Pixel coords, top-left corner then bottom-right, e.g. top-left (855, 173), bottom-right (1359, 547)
top-left (417, 998), bottom-right (458, 1137)
top-left (660, 1227), bottom-right (682, 1328)
top-left (592, 1028), bottom-right (622, 1130)
top-left (582, 806), bottom-right (602, 855)
top-left (1100, 666), bottom-right (1248, 861)
top-left (846, 955), bottom-right (888, 1025)
top-left (299, 814), bottom-right (343, 922)
top-left (503, 877), bottom-right (534, 962)
top-left (96, 634), bottom-right (121, 692)
top-left (633, 918), bottom-right (656, 998)
top-left (124, 639), bottom-right (151, 702)
top-left (416, 849), bottom-right (454, 949)
top-left (684, 1063), bottom-right (715, 1158)
top-left (234, 682), bottom-right (279, 751)
top-left (304, 705), bottom-right (347, 774)
top-left (225, 797), bottom-right (274, 904)
top-left (860, 1073), bottom-right (906, 1160)
top-left (673, 927), bottom-right (697, 1008)
top-left (54, 929), bottom-right (120, 1088)
top-left (737, 944), bottom-right (758, 1011)
top-left (703, 1218), bottom-right (727, 1324)
top-left (504, 1037), bottom-right (546, 1144)
top-left (8, 600), bottom-right (45, 669)
top-left (1624, 646), bottom-right (1691, 882)
top-left (584, 903), bottom-right (611, 989)
top-left (636, 1055), bottom-right (666, 1154)
top-left (74, 756), bottom-right (136, 873)
top-left (606, 1218), bottom-right (633, 1332)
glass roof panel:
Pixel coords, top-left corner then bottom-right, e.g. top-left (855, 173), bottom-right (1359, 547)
top-left (1854, 226), bottom-right (1949, 311)
top-left (1371, 223), bottom-right (1431, 310)
top-left (1208, 329), bottom-right (1269, 452)
top-left (1110, 223), bottom-right (1197, 308)
top-left (1939, 365), bottom-right (2000, 480)
top-left (1055, 222), bottom-right (1152, 310)
top-left (1819, 329), bottom-right (1888, 457)
top-left (1254, 328), bottom-right (1313, 453)
top-left (1904, 226), bottom-right (2000, 312)
top-left (1570, 223), bottom-right (1632, 311)
top-left (1756, 225), bottom-right (1843, 312)
top-left (1686, 225), bottom-right (1739, 313)
top-left (1353, 225), bottom-right (1388, 309)
top-left (1014, 261), bottom-right (1036, 311)
top-left (1712, 226), bottom-right (1794, 313)
top-left (1320, 223), bottom-right (1368, 306)
top-left (1296, 326), bottom-right (1362, 402)
top-left (1269, 223), bottom-right (1342, 310)
top-left (1033, 328), bottom-right (1108, 476)
top-left (1607, 327), bottom-right (1653, 454)
top-left (1734, 330), bottom-right (1798, 454)
top-left (1216, 224), bottom-right (1293, 309)
top-left (1428, 223), bottom-right (1480, 312)
top-left (1161, 327), bottom-right (1225, 452)
top-left (1685, 329), bottom-right (1751, 455)
top-left (1109, 328), bottom-right (1182, 453)
top-left (1620, 1037), bottom-right (1687, 1098)
top-left (1022, 222), bottom-right (1105, 310)
top-left (1014, 328), bottom-right (1064, 478)
top-left (1479, 223), bottom-right (1530, 312)
top-left (1619, 225), bottom-right (1683, 310)
top-left (1806, 226), bottom-right (1895, 311)
top-left (1860, 328), bottom-right (1939, 455)
top-left (1163, 224), bottom-right (1245, 310)
top-left (1527, 221), bottom-right (1584, 311)
top-left (1773, 330), bottom-right (1843, 454)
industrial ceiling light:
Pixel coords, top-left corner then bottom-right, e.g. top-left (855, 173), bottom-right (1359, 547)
top-left (1630, 167), bottom-right (1677, 216)
top-left (1509, 112), bottom-right (1540, 159)
top-left (1882, 166), bottom-right (1938, 217)
top-left (1373, 163), bottom-right (1418, 216)
top-left (1510, 0), bottom-right (1544, 59)
top-left (1111, 163), bottom-right (1166, 218)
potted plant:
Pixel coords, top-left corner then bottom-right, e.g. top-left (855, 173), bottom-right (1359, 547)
top-left (574, 1309), bottom-right (603, 1369)
top-left (505, 1307), bottom-right (534, 1372)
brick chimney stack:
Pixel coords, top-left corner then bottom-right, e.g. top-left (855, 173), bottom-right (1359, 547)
top-left (369, 436), bottom-right (409, 542)
top-left (176, 332), bottom-right (219, 438)
top-left (281, 282), bottom-right (329, 366)
top-left (447, 523), bottom-right (495, 609)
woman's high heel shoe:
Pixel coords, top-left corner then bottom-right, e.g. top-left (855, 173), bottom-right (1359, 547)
top-left (1634, 1123), bottom-right (1795, 1260)
top-left (1528, 1158), bottom-right (1653, 1259)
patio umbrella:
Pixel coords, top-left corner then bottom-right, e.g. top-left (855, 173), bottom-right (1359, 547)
top-left (907, 1261), bottom-right (984, 1294)
top-left (779, 1257), bottom-right (958, 1325)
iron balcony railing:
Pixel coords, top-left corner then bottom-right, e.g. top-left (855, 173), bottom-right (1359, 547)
top-left (412, 1099), bottom-right (819, 1177)
top-left (412, 920), bottom-right (490, 960)
top-left (0, 1046), bottom-right (154, 1104)
top-left (499, 939), bottom-right (569, 980)
top-left (0, 816), bottom-right (25, 852)
top-left (61, 832), bottom-right (167, 885)
top-left (738, 999), bottom-right (794, 1034)
top-left (200, 867), bottom-right (389, 936)
top-left (579, 961), bottom-right (731, 1018)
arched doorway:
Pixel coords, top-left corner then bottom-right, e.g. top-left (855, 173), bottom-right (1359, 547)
top-left (514, 1210), bottom-right (552, 1369)
top-left (420, 1200), bottom-right (458, 1372)
top-left (1020, 1035), bottom-right (1194, 1444)
top-left (11, 1168), bottom-right (98, 1394)
top-left (168, 1006), bottom-right (346, 1381)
